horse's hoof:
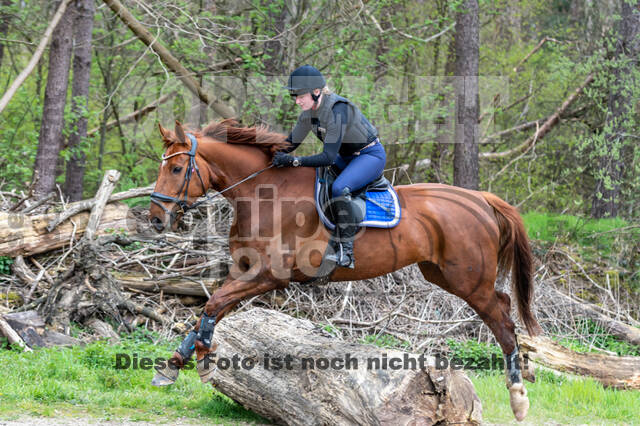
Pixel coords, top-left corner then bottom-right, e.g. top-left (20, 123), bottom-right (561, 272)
top-left (509, 383), bottom-right (529, 422)
top-left (151, 363), bottom-right (179, 387)
top-left (197, 354), bottom-right (217, 384)
top-left (152, 359), bottom-right (180, 386)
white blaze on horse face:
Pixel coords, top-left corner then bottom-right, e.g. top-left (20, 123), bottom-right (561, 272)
top-left (162, 160), bottom-right (167, 167)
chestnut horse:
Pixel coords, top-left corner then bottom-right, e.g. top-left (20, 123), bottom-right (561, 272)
top-left (149, 119), bottom-right (542, 421)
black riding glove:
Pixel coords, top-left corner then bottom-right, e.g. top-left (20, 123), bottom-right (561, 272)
top-left (273, 151), bottom-right (295, 168)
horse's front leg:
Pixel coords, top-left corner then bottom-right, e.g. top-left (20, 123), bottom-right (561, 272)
top-left (151, 271), bottom-right (284, 386)
top-left (194, 272), bottom-right (286, 383)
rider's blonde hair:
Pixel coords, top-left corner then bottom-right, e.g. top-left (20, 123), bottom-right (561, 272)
top-left (313, 86), bottom-right (331, 96)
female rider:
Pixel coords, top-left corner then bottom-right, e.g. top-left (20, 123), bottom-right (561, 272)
top-left (273, 65), bottom-right (386, 269)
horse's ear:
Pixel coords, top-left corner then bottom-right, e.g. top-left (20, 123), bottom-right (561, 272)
top-left (175, 121), bottom-right (187, 144)
top-left (158, 123), bottom-right (170, 141)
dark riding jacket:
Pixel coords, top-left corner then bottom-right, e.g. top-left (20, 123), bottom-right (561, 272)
top-left (285, 93), bottom-right (378, 167)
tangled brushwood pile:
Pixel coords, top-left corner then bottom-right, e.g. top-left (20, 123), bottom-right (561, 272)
top-left (0, 171), bottom-right (638, 374)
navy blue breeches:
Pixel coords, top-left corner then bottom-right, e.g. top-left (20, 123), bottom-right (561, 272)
top-left (331, 141), bottom-right (386, 198)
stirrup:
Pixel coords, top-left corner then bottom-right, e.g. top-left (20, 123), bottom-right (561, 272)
top-left (325, 242), bottom-right (354, 269)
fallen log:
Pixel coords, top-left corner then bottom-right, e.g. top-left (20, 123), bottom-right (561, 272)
top-left (207, 308), bottom-right (483, 425)
top-left (0, 202), bottom-right (136, 256)
top-left (46, 184), bottom-right (153, 233)
top-left (114, 271), bottom-right (222, 297)
top-left (518, 334), bottom-right (640, 389)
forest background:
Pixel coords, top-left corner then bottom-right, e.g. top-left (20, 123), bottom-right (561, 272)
top-left (0, 0), bottom-right (638, 220)
top-left (0, 1), bottom-right (639, 423)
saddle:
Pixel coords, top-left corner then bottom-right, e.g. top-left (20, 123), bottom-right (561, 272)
top-left (314, 166), bottom-right (401, 231)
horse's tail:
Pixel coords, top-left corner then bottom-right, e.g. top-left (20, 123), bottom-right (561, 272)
top-left (481, 192), bottom-right (542, 337)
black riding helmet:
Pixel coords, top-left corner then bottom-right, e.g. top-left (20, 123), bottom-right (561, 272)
top-left (283, 65), bottom-right (325, 102)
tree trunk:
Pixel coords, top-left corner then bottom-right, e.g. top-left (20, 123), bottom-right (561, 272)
top-left (453, 0), bottom-right (479, 190)
top-left (591, 0), bottom-right (640, 218)
top-left (64, 0), bottom-right (96, 202)
top-left (0, 202), bottom-right (135, 257)
top-left (0, 0), bottom-right (11, 70)
top-left (207, 308), bottom-right (483, 425)
top-left (262, 0), bottom-right (287, 75)
top-left (429, 1), bottom-right (453, 184)
top-left (0, 0), bottom-right (73, 116)
top-left (32, 1), bottom-right (75, 198)
top-left (518, 334), bottom-right (640, 390)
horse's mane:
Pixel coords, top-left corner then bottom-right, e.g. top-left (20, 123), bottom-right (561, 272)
top-left (162, 119), bottom-right (290, 157)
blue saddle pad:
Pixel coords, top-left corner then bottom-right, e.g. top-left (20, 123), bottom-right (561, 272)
top-left (314, 168), bottom-right (401, 231)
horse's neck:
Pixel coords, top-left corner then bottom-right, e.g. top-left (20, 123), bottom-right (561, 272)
top-left (200, 142), bottom-right (268, 194)
top-left (199, 137), bottom-right (316, 201)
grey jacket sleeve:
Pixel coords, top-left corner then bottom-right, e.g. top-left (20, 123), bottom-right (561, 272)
top-left (283, 112), bottom-right (312, 153)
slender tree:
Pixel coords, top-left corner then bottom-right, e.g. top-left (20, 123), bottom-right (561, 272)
top-left (63, 0), bottom-right (96, 202)
top-left (0, 0), bottom-right (11, 70)
top-left (591, 0), bottom-right (640, 218)
top-left (453, 0), bottom-right (479, 190)
top-left (262, 0), bottom-right (287, 76)
top-left (32, 1), bottom-right (75, 197)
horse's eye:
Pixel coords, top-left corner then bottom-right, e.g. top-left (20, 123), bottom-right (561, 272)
top-left (172, 166), bottom-right (183, 174)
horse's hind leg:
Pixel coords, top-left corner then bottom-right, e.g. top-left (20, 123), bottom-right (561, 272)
top-left (417, 261), bottom-right (530, 421)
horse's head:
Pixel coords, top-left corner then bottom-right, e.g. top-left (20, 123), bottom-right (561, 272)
top-left (149, 121), bottom-right (211, 232)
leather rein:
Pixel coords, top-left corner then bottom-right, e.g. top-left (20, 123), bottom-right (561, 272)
top-left (150, 133), bottom-right (274, 221)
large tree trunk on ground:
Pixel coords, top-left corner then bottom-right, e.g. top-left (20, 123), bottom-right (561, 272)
top-left (208, 308), bottom-right (483, 425)
top-left (0, 202), bottom-right (135, 256)
top-left (32, 1), bottom-right (75, 198)
top-left (518, 334), bottom-right (640, 389)
top-left (64, 0), bottom-right (96, 202)
top-left (453, 0), bottom-right (479, 189)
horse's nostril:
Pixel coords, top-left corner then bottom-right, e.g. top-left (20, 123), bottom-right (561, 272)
top-left (151, 216), bottom-right (164, 231)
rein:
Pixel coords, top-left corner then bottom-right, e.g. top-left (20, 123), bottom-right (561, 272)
top-left (150, 133), bottom-right (275, 221)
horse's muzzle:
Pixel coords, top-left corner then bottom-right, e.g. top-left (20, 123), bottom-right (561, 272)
top-left (150, 216), bottom-right (165, 232)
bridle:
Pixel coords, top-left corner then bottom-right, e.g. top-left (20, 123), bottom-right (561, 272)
top-left (150, 133), bottom-right (274, 223)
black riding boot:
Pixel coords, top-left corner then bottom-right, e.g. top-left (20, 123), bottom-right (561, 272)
top-left (326, 190), bottom-right (358, 268)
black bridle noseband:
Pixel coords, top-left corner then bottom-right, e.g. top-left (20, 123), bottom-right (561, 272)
top-left (150, 133), bottom-right (274, 224)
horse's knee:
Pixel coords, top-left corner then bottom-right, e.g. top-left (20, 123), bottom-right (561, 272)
top-left (204, 297), bottom-right (221, 316)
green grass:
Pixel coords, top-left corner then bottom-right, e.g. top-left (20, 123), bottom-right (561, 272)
top-left (522, 211), bottom-right (640, 290)
top-left (471, 369), bottom-right (640, 424)
top-left (0, 333), bottom-right (267, 424)
top-left (447, 338), bottom-right (640, 423)
top-left (522, 211), bottom-right (637, 251)
top-left (0, 256), bottom-right (13, 275)
top-left (2, 331), bottom-right (639, 424)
